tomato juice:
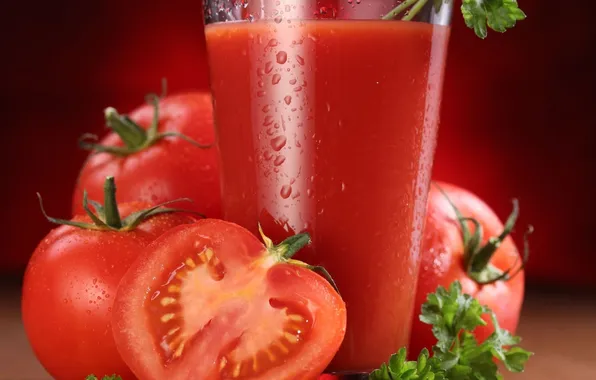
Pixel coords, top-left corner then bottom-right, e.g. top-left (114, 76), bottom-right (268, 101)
top-left (206, 18), bottom-right (449, 373)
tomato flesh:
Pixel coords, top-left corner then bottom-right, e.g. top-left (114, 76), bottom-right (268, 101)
top-left (113, 220), bottom-right (346, 380)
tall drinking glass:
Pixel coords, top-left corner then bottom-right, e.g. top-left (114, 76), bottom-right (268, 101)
top-left (203, 0), bottom-right (452, 374)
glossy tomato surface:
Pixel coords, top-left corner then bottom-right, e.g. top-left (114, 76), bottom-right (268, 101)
top-left (409, 182), bottom-right (525, 356)
top-left (21, 202), bottom-right (197, 380)
top-left (113, 219), bottom-right (346, 380)
top-left (73, 92), bottom-right (221, 218)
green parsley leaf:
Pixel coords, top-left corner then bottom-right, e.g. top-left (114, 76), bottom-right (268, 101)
top-left (370, 281), bottom-right (532, 379)
top-left (369, 348), bottom-right (446, 380)
top-left (419, 281), bottom-right (486, 352)
top-left (85, 375), bottom-right (123, 380)
top-left (461, 0), bottom-right (527, 39)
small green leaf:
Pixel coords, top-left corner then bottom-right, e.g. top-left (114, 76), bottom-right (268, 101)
top-left (461, 0), bottom-right (526, 39)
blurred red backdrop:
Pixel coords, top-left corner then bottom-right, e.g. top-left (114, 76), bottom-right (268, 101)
top-left (1, 0), bottom-right (595, 287)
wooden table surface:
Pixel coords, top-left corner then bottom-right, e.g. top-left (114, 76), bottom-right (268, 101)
top-left (1, 284), bottom-right (595, 379)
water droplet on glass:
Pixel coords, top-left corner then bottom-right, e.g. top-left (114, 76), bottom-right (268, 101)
top-left (270, 136), bottom-right (287, 151)
top-left (265, 61), bottom-right (274, 73)
top-left (258, 80), bottom-right (264, 88)
top-left (272, 74), bottom-right (281, 85)
top-left (284, 95), bottom-right (292, 105)
top-left (268, 39), bottom-right (279, 48)
top-left (276, 51), bottom-right (288, 64)
top-left (296, 55), bottom-right (305, 65)
top-left (326, 102), bottom-right (331, 112)
top-left (262, 105), bottom-right (271, 113)
top-left (274, 122), bottom-right (280, 129)
top-left (257, 90), bottom-right (266, 97)
top-left (274, 16), bottom-right (282, 23)
top-left (264, 151), bottom-right (273, 161)
top-left (263, 115), bottom-right (274, 126)
top-left (266, 127), bottom-right (275, 136)
top-left (257, 68), bottom-right (265, 76)
top-left (341, 182), bottom-right (346, 192)
top-left (289, 78), bottom-right (297, 85)
top-left (92, 278), bottom-right (97, 284)
top-left (274, 155), bottom-right (286, 166)
top-left (293, 86), bottom-right (303, 92)
top-left (307, 189), bottom-right (314, 198)
top-left (280, 185), bottom-right (292, 199)
top-left (63, 298), bottom-right (68, 304)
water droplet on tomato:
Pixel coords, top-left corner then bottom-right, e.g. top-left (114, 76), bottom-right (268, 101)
top-left (292, 191), bottom-right (301, 199)
top-left (296, 55), bottom-right (305, 66)
top-left (270, 136), bottom-right (287, 151)
top-left (266, 127), bottom-right (275, 136)
top-left (268, 39), bottom-right (279, 48)
top-left (258, 80), bottom-right (264, 88)
top-left (262, 104), bottom-right (271, 113)
top-left (293, 86), bottom-right (302, 92)
top-left (284, 95), bottom-right (292, 105)
top-left (289, 78), bottom-right (297, 85)
top-left (265, 61), bottom-right (274, 73)
top-left (274, 15), bottom-right (282, 23)
top-left (280, 185), bottom-right (292, 199)
top-left (307, 189), bottom-right (314, 198)
top-left (276, 51), bottom-right (288, 64)
top-left (341, 182), bottom-right (346, 192)
top-left (272, 74), bottom-right (281, 85)
top-left (257, 90), bottom-right (266, 97)
top-left (264, 151), bottom-right (273, 161)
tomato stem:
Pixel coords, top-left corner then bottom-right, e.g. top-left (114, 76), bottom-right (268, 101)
top-left (469, 200), bottom-right (519, 274)
top-left (278, 233), bottom-right (311, 259)
top-left (105, 107), bottom-right (148, 149)
top-left (78, 86), bottom-right (213, 156)
top-left (103, 176), bottom-right (123, 229)
top-left (433, 183), bottom-right (531, 285)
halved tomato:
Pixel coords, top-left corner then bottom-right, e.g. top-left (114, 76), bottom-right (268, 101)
top-left (112, 219), bottom-right (346, 380)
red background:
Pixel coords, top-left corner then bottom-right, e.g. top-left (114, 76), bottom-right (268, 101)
top-left (1, 0), bottom-right (595, 287)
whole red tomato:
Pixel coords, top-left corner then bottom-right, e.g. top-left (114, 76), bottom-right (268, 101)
top-left (112, 219), bottom-right (346, 380)
top-left (409, 182), bottom-right (529, 356)
top-left (22, 177), bottom-right (198, 380)
top-left (73, 92), bottom-right (221, 219)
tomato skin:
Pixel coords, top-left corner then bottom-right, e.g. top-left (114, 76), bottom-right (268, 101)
top-left (72, 92), bottom-right (221, 218)
top-left (409, 182), bottom-right (524, 357)
top-left (112, 219), bottom-right (346, 380)
top-left (21, 203), bottom-right (197, 380)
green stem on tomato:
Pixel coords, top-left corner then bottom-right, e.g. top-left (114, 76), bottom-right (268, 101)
top-left (78, 81), bottom-right (212, 157)
top-left (104, 107), bottom-right (148, 149)
top-left (432, 182), bottom-right (531, 285)
top-left (102, 176), bottom-right (123, 229)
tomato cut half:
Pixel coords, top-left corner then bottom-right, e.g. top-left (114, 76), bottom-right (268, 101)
top-left (113, 219), bottom-right (346, 380)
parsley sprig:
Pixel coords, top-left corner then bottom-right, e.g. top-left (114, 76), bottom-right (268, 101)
top-left (370, 282), bottom-right (532, 379)
top-left (85, 375), bottom-right (122, 380)
top-left (383, 0), bottom-right (526, 39)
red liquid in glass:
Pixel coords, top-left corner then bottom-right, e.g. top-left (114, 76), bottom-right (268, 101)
top-left (206, 19), bottom-right (450, 372)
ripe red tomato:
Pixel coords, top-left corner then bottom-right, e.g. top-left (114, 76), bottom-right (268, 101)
top-left (112, 219), bottom-right (346, 380)
top-left (409, 182), bottom-right (527, 356)
top-left (22, 188), bottom-right (197, 380)
top-left (73, 92), bottom-right (221, 218)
